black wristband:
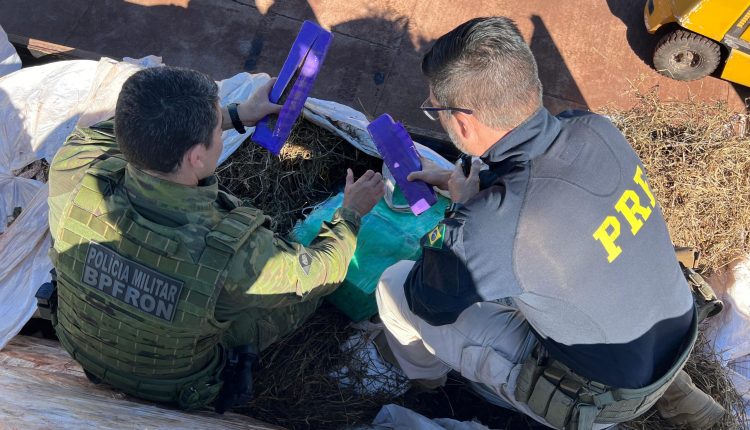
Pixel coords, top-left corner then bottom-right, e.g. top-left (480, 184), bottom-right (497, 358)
top-left (227, 103), bottom-right (246, 134)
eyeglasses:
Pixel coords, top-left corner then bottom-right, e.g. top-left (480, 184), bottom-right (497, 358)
top-left (419, 97), bottom-right (474, 121)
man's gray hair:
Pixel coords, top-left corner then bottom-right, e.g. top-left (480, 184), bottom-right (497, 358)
top-left (422, 17), bottom-right (543, 130)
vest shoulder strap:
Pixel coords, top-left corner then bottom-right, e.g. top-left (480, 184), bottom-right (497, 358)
top-left (205, 206), bottom-right (269, 256)
top-left (71, 157), bottom-right (126, 217)
top-left (88, 156), bottom-right (127, 177)
top-left (199, 207), bottom-right (270, 305)
top-left (81, 156), bottom-right (127, 197)
top-left (216, 189), bottom-right (242, 211)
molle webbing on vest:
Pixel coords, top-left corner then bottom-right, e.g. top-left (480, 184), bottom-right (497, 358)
top-left (52, 156), bottom-right (265, 409)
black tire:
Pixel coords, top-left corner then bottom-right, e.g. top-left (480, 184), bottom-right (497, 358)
top-left (653, 30), bottom-right (721, 81)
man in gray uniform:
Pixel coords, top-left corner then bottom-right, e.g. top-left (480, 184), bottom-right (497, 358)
top-left (375, 17), bottom-right (724, 429)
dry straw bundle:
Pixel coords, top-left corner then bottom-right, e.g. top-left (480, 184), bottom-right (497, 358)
top-left (216, 122), bottom-right (392, 428)
top-left (216, 119), bottom-right (379, 234)
top-left (239, 306), bottom-right (400, 429)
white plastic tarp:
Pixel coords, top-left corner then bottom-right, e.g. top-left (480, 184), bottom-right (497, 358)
top-left (0, 56), bottom-right (156, 349)
top-left (0, 25), bottom-right (21, 78)
top-left (705, 255), bottom-right (750, 420)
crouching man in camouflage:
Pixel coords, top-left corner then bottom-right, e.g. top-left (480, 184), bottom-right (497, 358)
top-left (47, 66), bottom-right (384, 412)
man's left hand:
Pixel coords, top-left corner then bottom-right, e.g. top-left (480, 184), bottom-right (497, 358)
top-left (448, 158), bottom-right (481, 204)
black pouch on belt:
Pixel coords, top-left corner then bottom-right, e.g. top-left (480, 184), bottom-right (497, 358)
top-left (214, 344), bottom-right (259, 414)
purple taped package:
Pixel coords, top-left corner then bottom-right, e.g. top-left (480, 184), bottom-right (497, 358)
top-left (367, 114), bottom-right (438, 215)
top-left (252, 21), bottom-right (332, 155)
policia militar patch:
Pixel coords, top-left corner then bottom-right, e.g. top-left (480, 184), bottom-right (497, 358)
top-left (81, 242), bottom-right (184, 322)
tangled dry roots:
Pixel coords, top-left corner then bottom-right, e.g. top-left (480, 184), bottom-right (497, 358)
top-left (237, 306), bottom-right (397, 429)
top-left (216, 119), bottom-right (380, 234)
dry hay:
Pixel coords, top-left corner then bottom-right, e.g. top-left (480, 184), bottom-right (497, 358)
top-left (242, 305), bottom-right (534, 430)
top-left (216, 119), bottom-right (380, 234)
top-left (603, 90), bottom-right (750, 274)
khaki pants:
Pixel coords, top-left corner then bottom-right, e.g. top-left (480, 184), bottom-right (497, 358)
top-left (376, 261), bottom-right (614, 429)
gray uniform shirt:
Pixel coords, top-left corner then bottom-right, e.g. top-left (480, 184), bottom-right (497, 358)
top-left (405, 108), bottom-right (694, 388)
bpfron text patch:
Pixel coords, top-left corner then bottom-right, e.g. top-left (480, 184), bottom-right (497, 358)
top-left (81, 242), bottom-right (184, 321)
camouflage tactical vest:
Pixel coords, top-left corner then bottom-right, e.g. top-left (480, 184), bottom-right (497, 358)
top-left (51, 156), bottom-right (266, 409)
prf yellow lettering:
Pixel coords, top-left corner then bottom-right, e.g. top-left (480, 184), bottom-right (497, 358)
top-left (592, 216), bottom-right (622, 263)
top-left (615, 190), bottom-right (651, 235)
top-left (593, 166), bottom-right (657, 263)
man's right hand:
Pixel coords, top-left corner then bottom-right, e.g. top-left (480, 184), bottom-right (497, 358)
top-left (342, 169), bottom-right (385, 216)
top-left (237, 77), bottom-right (283, 126)
top-left (407, 157), bottom-right (452, 191)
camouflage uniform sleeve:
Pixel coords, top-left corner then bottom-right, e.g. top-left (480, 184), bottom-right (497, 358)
top-left (219, 206), bottom-right (361, 309)
top-left (48, 120), bottom-right (121, 239)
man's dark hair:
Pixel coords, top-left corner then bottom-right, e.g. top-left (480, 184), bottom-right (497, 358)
top-left (115, 67), bottom-right (219, 173)
top-left (422, 17), bottom-right (543, 129)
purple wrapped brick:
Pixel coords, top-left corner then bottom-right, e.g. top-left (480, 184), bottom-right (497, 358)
top-left (367, 114), bottom-right (438, 216)
top-left (252, 21), bottom-right (333, 155)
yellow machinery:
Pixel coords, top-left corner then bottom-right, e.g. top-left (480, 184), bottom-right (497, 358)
top-left (645, 0), bottom-right (750, 87)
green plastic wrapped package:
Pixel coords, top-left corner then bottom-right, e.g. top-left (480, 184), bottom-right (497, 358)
top-left (292, 191), bottom-right (449, 321)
